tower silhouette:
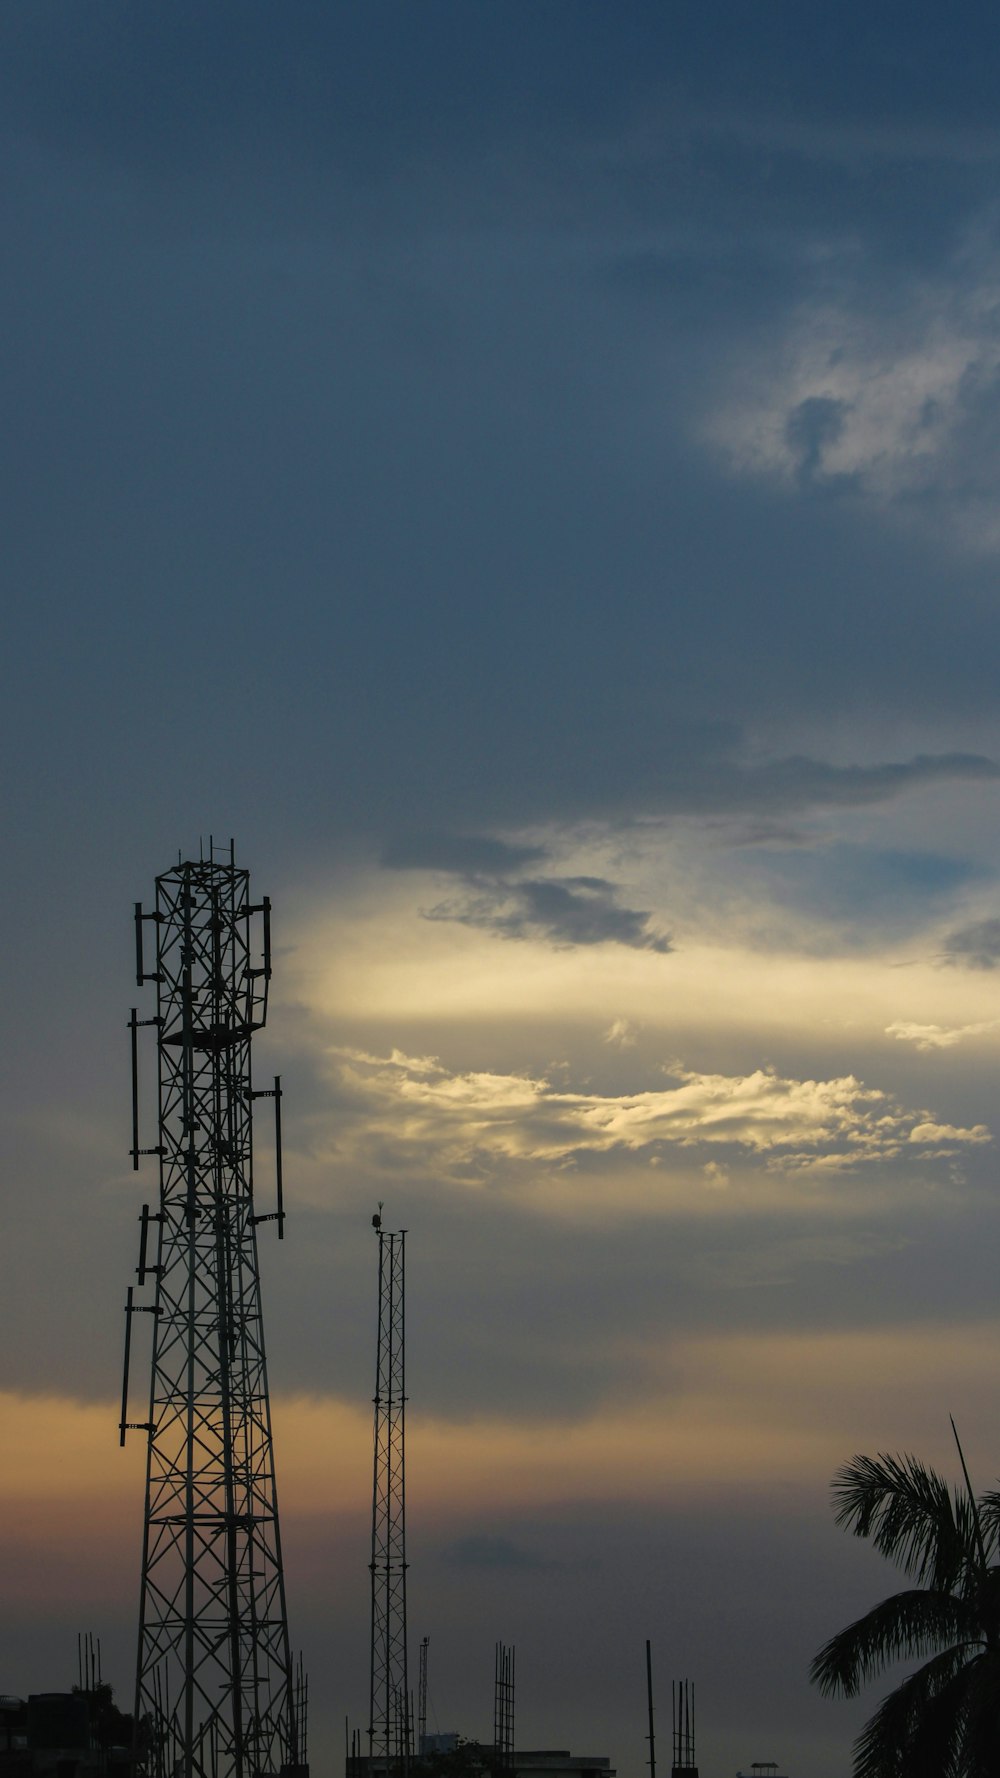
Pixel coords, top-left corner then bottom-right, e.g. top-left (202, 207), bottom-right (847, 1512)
top-left (493, 1644), bottom-right (515, 1777)
top-left (121, 845), bottom-right (299, 1778)
top-left (671, 1680), bottom-right (697, 1778)
top-left (368, 1219), bottom-right (409, 1772)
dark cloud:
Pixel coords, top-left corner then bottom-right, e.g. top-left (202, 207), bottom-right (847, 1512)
top-left (786, 395), bottom-right (855, 490)
top-left (441, 1534), bottom-right (564, 1573)
top-left (941, 916), bottom-right (1000, 968)
top-left (719, 752), bottom-right (999, 814)
top-left (256, 1157), bottom-right (1000, 1427)
top-left (467, 744), bottom-right (1000, 831)
top-left (372, 751), bottom-right (999, 846)
top-left (382, 830), bottom-right (670, 952)
top-left (424, 876), bottom-right (671, 953)
top-left (381, 833), bottom-right (548, 875)
top-left (722, 819), bottom-right (811, 847)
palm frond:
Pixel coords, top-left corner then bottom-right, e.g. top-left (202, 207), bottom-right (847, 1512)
top-left (849, 1643), bottom-right (973, 1778)
top-left (908, 1664), bottom-right (976, 1778)
top-left (950, 1417), bottom-right (988, 1574)
top-left (956, 1647), bottom-right (1000, 1777)
top-left (810, 1588), bottom-right (979, 1698)
top-left (832, 1453), bottom-right (981, 1592)
top-left (975, 1490), bottom-right (1000, 1561)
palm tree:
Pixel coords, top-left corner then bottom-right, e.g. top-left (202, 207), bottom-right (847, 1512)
top-left (810, 1430), bottom-right (1000, 1777)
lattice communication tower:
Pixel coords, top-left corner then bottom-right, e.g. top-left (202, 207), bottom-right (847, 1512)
top-left (369, 1217), bottom-right (410, 1771)
top-left (121, 844), bottom-right (301, 1778)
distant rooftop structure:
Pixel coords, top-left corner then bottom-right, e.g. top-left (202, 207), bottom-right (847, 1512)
top-left (350, 1745), bottom-right (615, 1778)
top-left (0, 1686), bottom-right (134, 1775)
top-left (514, 1759), bottom-right (613, 1776)
top-left (736, 1765), bottom-right (788, 1778)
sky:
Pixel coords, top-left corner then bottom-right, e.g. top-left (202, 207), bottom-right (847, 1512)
top-left (4, 4), bottom-right (1000, 1774)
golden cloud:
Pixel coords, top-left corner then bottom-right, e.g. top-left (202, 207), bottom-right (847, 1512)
top-left (323, 1045), bottom-right (990, 1179)
top-left (887, 1017), bottom-right (1000, 1050)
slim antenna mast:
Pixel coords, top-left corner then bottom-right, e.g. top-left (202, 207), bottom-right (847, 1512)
top-left (369, 1215), bottom-right (409, 1773)
top-left (671, 1677), bottom-right (698, 1778)
top-left (418, 1638), bottom-right (429, 1754)
top-left (494, 1643), bottom-right (515, 1777)
top-left (646, 1643), bottom-right (656, 1778)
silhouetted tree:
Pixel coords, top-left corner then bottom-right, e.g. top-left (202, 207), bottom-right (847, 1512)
top-left (811, 1440), bottom-right (1000, 1776)
top-left (70, 1682), bottom-right (135, 1769)
top-left (415, 1739), bottom-right (489, 1778)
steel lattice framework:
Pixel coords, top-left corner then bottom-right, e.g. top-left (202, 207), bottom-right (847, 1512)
top-left (122, 849), bottom-right (298, 1778)
top-left (368, 1223), bottom-right (409, 1772)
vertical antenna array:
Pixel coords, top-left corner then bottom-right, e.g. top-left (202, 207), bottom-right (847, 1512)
top-left (493, 1644), bottom-right (514, 1777)
top-left (671, 1680), bottom-right (697, 1778)
top-left (417, 1638), bottom-right (429, 1755)
top-left (294, 1656), bottom-right (309, 1773)
top-left (78, 1633), bottom-right (104, 1693)
top-left (122, 846), bottom-right (299, 1778)
top-left (369, 1218), bottom-right (409, 1772)
top-left (645, 1642), bottom-right (656, 1778)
